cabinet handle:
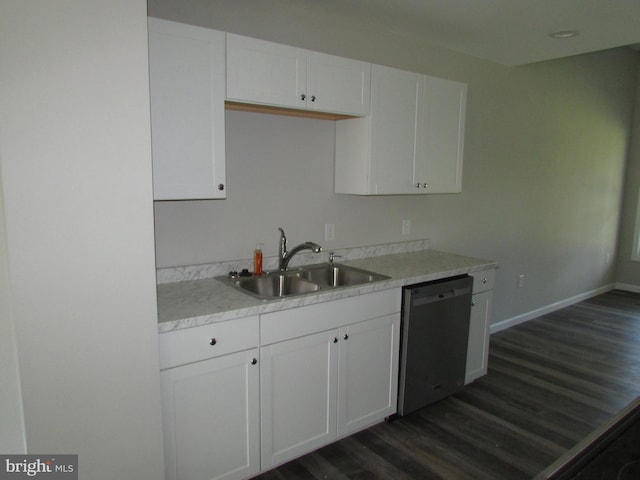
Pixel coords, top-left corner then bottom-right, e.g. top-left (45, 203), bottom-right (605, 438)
top-left (251, 358), bottom-right (258, 365)
top-left (209, 338), bottom-right (217, 346)
top-left (343, 334), bottom-right (349, 340)
top-left (300, 94), bottom-right (306, 101)
top-left (416, 183), bottom-right (427, 188)
top-left (333, 337), bottom-right (338, 343)
top-left (310, 95), bottom-right (316, 102)
top-left (218, 183), bottom-right (225, 191)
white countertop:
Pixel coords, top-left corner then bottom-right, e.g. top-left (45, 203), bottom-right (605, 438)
top-left (157, 249), bottom-right (498, 333)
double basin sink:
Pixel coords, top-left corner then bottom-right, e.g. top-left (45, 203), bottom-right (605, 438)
top-left (225, 263), bottom-right (390, 300)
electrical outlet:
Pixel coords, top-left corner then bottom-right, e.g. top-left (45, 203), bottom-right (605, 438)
top-left (402, 219), bottom-right (411, 236)
top-left (324, 223), bottom-right (335, 241)
top-left (518, 274), bottom-right (525, 288)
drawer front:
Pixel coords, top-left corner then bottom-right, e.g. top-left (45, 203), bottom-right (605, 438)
top-left (159, 315), bottom-right (259, 370)
top-left (261, 288), bottom-right (401, 345)
top-left (471, 269), bottom-right (495, 294)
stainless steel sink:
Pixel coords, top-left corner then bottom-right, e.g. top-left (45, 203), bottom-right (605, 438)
top-left (297, 263), bottom-right (388, 288)
top-left (224, 263), bottom-right (389, 300)
top-left (231, 274), bottom-right (320, 298)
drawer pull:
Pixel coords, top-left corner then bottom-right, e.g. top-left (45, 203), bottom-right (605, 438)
top-left (343, 334), bottom-right (349, 340)
top-left (333, 337), bottom-right (339, 343)
top-left (209, 338), bottom-right (217, 346)
top-left (251, 358), bottom-right (258, 365)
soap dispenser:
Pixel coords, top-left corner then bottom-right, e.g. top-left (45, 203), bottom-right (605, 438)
top-left (254, 243), bottom-right (263, 275)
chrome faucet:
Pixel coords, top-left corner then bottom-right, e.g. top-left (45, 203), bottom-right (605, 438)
top-left (278, 227), bottom-right (322, 270)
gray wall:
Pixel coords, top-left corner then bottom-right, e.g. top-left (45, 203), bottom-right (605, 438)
top-left (150, 0), bottom-right (640, 326)
top-left (1, 1), bottom-right (164, 477)
top-left (615, 66), bottom-right (640, 288)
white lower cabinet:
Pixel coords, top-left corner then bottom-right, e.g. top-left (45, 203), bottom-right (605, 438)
top-left (260, 330), bottom-right (338, 469)
top-left (159, 288), bottom-right (403, 478)
top-left (261, 314), bottom-right (400, 469)
top-left (337, 314), bottom-right (400, 437)
top-left (159, 317), bottom-right (260, 480)
top-left (161, 350), bottom-right (260, 480)
top-left (259, 289), bottom-right (401, 470)
top-left (465, 270), bottom-right (495, 384)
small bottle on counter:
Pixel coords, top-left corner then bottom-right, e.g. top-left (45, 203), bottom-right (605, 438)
top-left (254, 243), bottom-right (263, 275)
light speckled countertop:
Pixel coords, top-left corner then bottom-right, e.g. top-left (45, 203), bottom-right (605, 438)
top-left (157, 249), bottom-right (498, 333)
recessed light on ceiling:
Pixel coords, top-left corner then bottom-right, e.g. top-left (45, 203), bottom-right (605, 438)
top-left (549, 30), bottom-right (579, 39)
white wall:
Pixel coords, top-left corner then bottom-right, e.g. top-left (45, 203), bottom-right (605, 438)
top-left (150, 0), bottom-right (639, 326)
top-left (0, 167), bottom-right (26, 453)
top-left (0, 1), bottom-right (164, 478)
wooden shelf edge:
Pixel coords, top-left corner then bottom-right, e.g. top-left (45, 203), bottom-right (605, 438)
top-left (225, 101), bottom-right (359, 121)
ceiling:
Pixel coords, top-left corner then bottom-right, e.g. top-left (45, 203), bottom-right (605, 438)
top-left (280, 0), bottom-right (640, 66)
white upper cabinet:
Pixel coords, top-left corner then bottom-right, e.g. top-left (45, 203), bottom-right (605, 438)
top-left (335, 64), bottom-right (467, 195)
top-left (416, 75), bottom-right (467, 193)
top-left (226, 33), bottom-right (371, 116)
top-left (148, 18), bottom-right (226, 200)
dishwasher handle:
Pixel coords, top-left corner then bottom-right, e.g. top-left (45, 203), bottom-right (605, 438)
top-left (410, 286), bottom-right (472, 307)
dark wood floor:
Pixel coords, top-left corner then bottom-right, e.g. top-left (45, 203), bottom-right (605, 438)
top-left (253, 289), bottom-right (640, 480)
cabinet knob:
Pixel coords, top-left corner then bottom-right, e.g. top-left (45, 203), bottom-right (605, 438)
top-left (333, 337), bottom-right (338, 343)
top-left (310, 95), bottom-right (316, 102)
top-left (300, 93), bottom-right (306, 101)
top-left (343, 334), bottom-right (349, 340)
top-left (251, 358), bottom-right (258, 365)
top-left (218, 183), bottom-right (225, 191)
top-left (209, 338), bottom-right (217, 346)
top-left (471, 301), bottom-right (476, 307)
top-left (482, 278), bottom-right (487, 284)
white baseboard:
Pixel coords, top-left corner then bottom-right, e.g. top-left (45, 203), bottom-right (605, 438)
top-left (490, 283), bottom-right (616, 334)
top-left (614, 282), bottom-right (640, 293)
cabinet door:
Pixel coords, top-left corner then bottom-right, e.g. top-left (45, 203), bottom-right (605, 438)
top-left (226, 33), bottom-right (307, 109)
top-left (307, 52), bottom-right (371, 115)
top-left (416, 76), bottom-right (467, 193)
top-left (161, 349), bottom-right (260, 480)
top-left (148, 18), bottom-right (226, 200)
top-left (465, 290), bottom-right (493, 384)
top-left (337, 314), bottom-right (400, 437)
top-left (260, 330), bottom-right (338, 469)
top-left (370, 65), bottom-right (421, 194)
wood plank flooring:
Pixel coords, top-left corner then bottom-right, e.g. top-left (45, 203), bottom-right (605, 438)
top-left (252, 290), bottom-right (640, 480)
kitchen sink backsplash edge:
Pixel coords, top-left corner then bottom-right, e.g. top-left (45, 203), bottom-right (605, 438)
top-left (156, 239), bottom-right (430, 284)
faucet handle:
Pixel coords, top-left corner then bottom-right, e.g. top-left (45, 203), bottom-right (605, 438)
top-left (328, 252), bottom-right (342, 264)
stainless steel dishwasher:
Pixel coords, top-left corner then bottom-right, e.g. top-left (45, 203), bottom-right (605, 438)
top-left (397, 274), bottom-right (473, 416)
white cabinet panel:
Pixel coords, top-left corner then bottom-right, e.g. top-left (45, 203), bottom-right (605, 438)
top-left (161, 349), bottom-right (260, 480)
top-left (370, 66), bottom-right (421, 194)
top-left (337, 314), bottom-right (400, 437)
top-left (307, 51), bottom-right (371, 115)
top-left (260, 330), bottom-right (338, 469)
top-left (148, 18), bottom-right (226, 200)
top-left (226, 33), bottom-right (370, 116)
top-left (465, 269), bottom-right (495, 384)
top-left (416, 76), bottom-right (467, 193)
top-left (226, 33), bottom-right (306, 110)
top-left (336, 64), bottom-right (467, 195)
top-left (158, 315), bottom-right (259, 370)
